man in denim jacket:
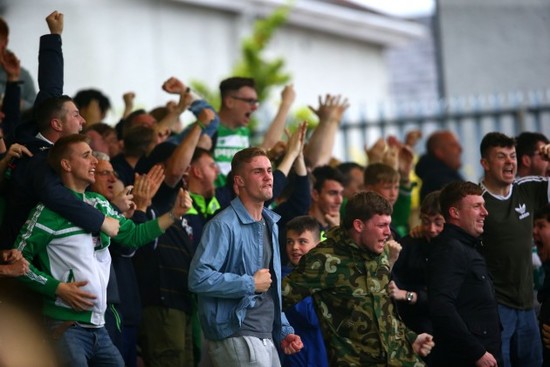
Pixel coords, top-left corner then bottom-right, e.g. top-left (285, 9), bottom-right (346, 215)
top-left (189, 147), bottom-right (302, 367)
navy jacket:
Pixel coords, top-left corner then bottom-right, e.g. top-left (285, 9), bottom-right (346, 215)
top-left (0, 34), bottom-right (103, 249)
top-left (428, 224), bottom-right (502, 367)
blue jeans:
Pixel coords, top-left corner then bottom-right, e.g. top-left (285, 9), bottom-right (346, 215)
top-left (498, 304), bottom-right (542, 367)
top-left (49, 321), bottom-right (124, 367)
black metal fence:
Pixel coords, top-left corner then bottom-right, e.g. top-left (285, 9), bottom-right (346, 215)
top-left (337, 91), bottom-right (550, 181)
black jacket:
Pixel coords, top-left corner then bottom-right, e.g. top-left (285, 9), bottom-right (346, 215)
top-left (392, 235), bottom-right (432, 335)
top-left (415, 154), bottom-right (464, 202)
top-left (428, 224), bottom-right (502, 367)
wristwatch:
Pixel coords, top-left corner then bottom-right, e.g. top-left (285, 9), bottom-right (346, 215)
top-left (406, 291), bottom-right (414, 303)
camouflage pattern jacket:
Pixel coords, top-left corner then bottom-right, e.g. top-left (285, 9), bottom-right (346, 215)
top-left (282, 226), bottom-right (425, 367)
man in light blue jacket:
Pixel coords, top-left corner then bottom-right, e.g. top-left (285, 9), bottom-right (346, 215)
top-left (189, 147), bottom-right (303, 367)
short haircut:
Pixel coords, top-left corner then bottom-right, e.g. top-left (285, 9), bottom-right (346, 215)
top-left (121, 109), bottom-right (148, 136)
top-left (480, 132), bottom-right (515, 159)
top-left (364, 163), bottom-right (400, 186)
top-left (122, 125), bottom-right (155, 157)
top-left (231, 147), bottom-right (268, 176)
top-left (73, 89), bottom-right (111, 114)
top-left (337, 162), bottom-right (364, 187)
top-left (311, 165), bottom-right (345, 192)
top-left (0, 18), bottom-right (8, 38)
top-left (515, 132), bottom-right (549, 160)
top-left (286, 215), bottom-right (321, 242)
top-left (191, 147), bottom-right (213, 164)
top-left (34, 95), bottom-right (74, 133)
top-left (48, 134), bottom-right (89, 174)
top-left (219, 77), bottom-right (256, 99)
top-left (439, 181), bottom-right (483, 221)
top-left (426, 130), bottom-right (451, 155)
top-left (534, 203), bottom-right (550, 222)
top-left (420, 190), bottom-right (441, 216)
top-left (342, 191), bottom-right (392, 230)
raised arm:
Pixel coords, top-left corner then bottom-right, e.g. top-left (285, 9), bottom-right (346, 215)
top-left (0, 49), bottom-right (22, 143)
top-left (259, 84), bottom-right (295, 151)
top-left (164, 108), bottom-right (215, 187)
top-left (121, 92), bottom-right (135, 120)
top-left (34, 10), bottom-right (64, 108)
top-left (304, 94), bottom-right (349, 168)
top-left (156, 77), bottom-right (192, 137)
top-left (276, 121), bottom-right (307, 176)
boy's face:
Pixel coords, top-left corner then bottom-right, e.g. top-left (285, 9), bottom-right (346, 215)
top-left (420, 213), bottom-right (445, 239)
top-left (312, 179), bottom-right (344, 217)
top-left (534, 217), bottom-right (550, 262)
top-left (286, 229), bottom-right (319, 266)
top-left (366, 181), bottom-right (399, 206)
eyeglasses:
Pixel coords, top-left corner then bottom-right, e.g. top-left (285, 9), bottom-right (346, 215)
top-left (96, 170), bottom-right (119, 178)
top-left (230, 96), bottom-right (260, 107)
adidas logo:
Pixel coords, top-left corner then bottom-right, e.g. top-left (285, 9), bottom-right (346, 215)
top-left (514, 203), bottom-right (530, 220)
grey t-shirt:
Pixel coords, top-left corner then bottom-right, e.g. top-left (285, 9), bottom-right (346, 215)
top-left (236, 217), bottom-right (275, 339)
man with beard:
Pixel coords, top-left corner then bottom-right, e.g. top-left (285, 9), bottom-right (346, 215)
top-left (189, 147), bottom-right (303, 366)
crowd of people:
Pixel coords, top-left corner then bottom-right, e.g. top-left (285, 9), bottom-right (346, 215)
top-left (1, 9), bottom-right (550, 367)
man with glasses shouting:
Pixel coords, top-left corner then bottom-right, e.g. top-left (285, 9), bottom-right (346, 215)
top-left (185, 77), bottom-right (295, 188)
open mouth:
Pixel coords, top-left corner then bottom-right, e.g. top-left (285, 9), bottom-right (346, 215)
top-left (503, 167), bottom-right (514, 176)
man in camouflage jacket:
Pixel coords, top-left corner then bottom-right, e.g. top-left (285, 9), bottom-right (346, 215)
top-left (282, 191), bottom-right (434, 366)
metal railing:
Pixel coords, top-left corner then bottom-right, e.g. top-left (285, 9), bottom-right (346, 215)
top-left (338, 90), bottom-right (550, 181)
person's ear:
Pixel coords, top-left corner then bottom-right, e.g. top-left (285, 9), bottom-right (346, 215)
top-left (60, 158), bottom-right (71, 172)
top-left (352, 219), bottom-right (363, 233)
top-left (520, 154), bottom-right (532, 169)
top-left (480, 157), bottom-right (490, 172)
top-left (449, 207), bottom-right (459, 220)
top-left (234, 175), bottom-right (244, 187)
top-left (190, 165), bottom-right (201, 179)
top-left (51, 118), bottom-right (63, 132)
top-left (311, 189), bottom-right (320, 201)
top-left (223, 95), bottom-right (235, 109)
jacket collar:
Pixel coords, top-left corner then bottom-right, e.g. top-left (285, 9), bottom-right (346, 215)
top-left (230, 197), bottom-right (280, 225)
top-left (442, 223), bottom-right (483, 249)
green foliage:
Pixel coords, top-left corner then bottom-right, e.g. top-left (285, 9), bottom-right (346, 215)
top-left (190, 2), bottom-right (293, 110)
top-left (233, 4), bottom-right (293, 102)
top-left (189, 80), bottom-right (220, 110)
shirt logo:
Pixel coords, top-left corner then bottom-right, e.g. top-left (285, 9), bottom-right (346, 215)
top-left (514, 203), bottom-right (530, 220)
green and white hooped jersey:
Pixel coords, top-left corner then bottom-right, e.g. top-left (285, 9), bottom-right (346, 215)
top-left (214, 124), bottom-right (250, 187)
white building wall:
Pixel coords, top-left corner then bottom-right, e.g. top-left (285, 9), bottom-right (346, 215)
top-left (2, 0), bottom-right (419, 161)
